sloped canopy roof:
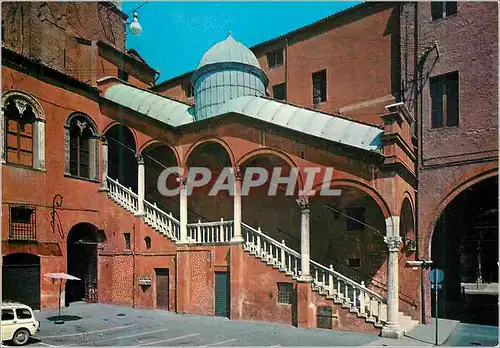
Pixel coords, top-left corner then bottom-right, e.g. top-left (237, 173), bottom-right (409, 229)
top-left (103, 84), bottom-right (383, 152)
top-left (215, 96), bottom-right (383, 151)
top-left (104, 83), bottom-right (194, 127)
top-left (197, 33), bottom-right (261, 70)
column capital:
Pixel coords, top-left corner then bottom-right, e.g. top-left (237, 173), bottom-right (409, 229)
top-left (177, 175), bottom-right (187, 188)
top-left (384, 235), bottom-right (402, 252)
top-left (136, 153), bottom-right (144, 165)
top-left (232, 166), bottom-right (242, 181)
top-left (296, 197), bottom-right (310, 212)
top-left (100, 136), bottom-right (108, 145)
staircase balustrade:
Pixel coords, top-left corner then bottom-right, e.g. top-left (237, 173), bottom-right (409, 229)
top-left (105, 178), bottom-right (389, 326)
top-left (187, 218), bottom-right (234, 243)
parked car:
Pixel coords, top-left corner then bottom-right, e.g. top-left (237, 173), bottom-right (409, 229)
top-left (1, 302), bottom-right (40, 345)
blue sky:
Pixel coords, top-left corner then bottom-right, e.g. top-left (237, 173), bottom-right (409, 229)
top-left (122, 2), bottom-right (361, 83)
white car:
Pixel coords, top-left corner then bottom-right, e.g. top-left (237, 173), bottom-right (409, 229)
top-left (1, 303), bottom-right (40, 345)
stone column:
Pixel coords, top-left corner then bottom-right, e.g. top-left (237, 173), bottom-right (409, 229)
top-left (297, 197), bottom-right (312, 282)
top-left (179, 176), bottom-right (188, 243)
top-left (99, 137), bottom-right (109, 192)
top-left (33, 120), bottom-right (45, 170)
top-left (381, 216), bottom-right (403, 339)
top-left (231, 167), bottom-right (244, 243)
top-left (135, 154), bottom-right (145, 216)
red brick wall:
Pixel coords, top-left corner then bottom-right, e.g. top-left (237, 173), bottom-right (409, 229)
top-left (401, 2), bottom-right (498, 321)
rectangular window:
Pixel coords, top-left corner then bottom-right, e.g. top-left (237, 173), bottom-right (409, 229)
top-left (277, 282), bottom-right (294, 304)
top-left (266, 49), bottom-right (284, 69)
top-left (272, 83), bottom-right (286, 101)
top-left (430, 71), bottom-right (459, 128)
top-left (9, 205), bottom-right (36, 241)
top-left (184, 82), bottom-right (194, 98)
top-left (6, 119), bottom-right (33, 167)
top-left (431, 2), bottom-right (457, 21)
top-left (312, 69), bottom-right (327, 104)
top-left (124, 233), bottom-right (131, 249)
top-left (118, 69), bottom-right (129, 82)
top-left (346, 207), bottom-right (365, 231)
top-left (15, 308), bottom-right (32, 319)
top-left (348, 258), bottom-right (361, 268)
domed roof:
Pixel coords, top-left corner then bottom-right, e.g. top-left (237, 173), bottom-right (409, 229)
top-left (197, 32), bottom-right (261, 69)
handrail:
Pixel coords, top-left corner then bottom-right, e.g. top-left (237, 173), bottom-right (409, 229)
top-left (310, 260), bottom-right (385, 302)
top-left (143, 200), bottom-right (180, 224)
top-left (187, 219), bottom-right (234, 227)
top-left (241, 222), bottom-right (300, 257)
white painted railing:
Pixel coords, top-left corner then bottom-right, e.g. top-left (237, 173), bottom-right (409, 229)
top-left (241, 222), bottom-right (386, 324)
top-left (143, 200), bottom-right (180, 241)
top-left (310, 261), bottom-right (387, 323)
top-left (187, 218), bottom-right (234, 243)
top-left (242, 223), bottom-right (301, 277)
top-left (105, 177), bottom-right (387, 324)
top-left (107, 177), bottom-right (138, 213)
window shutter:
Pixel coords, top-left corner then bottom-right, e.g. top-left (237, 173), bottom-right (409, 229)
top-left (446, 73), bottom-right (459, 126)
top-left (430, 77), bottom-right (444, 128)
top-left (445, 1), bottom-right (457, 16)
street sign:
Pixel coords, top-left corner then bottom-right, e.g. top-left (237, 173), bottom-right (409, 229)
top-left (429, 268), bottom-right (444, 346)
top-left (429, 268), bottom-right (444, 284)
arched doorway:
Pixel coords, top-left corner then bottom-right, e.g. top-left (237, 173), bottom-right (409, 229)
top-left (431, 175), bottom-right (498, 325)
top-left (105, 124), bottom-right (137, 192)
top-left (66, 223), bottom-right (101, 304)
top-left (2, 253), bottom-right (41, 309)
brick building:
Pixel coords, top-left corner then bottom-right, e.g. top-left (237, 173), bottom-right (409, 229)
top-left (1, 1), bottom-right (497, 338)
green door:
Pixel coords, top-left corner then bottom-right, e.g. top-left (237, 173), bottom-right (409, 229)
top-left (215, 272), bottom-right (229, 317)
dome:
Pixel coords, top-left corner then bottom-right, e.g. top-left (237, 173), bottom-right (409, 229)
top-left (197, 32), bottom-right (261, 69)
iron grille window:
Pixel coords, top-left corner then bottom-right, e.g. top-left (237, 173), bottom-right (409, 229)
top-left (346, 207), bottom-right (365, 231)
top-left (277, 282), bottom-right (294, 304)
top-left (124, 233), bottom-right (131, 249)
top-left (312, 69), bottom-right (327, 104)
top-left (273, 83), bottom-right (286, 101)
top-left (267, 49), bottom-right (284, 69)
top-left (431, 2), bottom-right (457, 21)
top-left (9, 205), bottom-right (36, 241)
top-left (430, 71), bottom-right (459, 128)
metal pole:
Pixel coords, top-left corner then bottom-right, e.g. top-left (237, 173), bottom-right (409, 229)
top-left (435, 280), bottom-right (439, 346)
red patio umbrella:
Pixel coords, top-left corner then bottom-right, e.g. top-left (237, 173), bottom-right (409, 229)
top-left (44, 273), bottom-right (81, 324)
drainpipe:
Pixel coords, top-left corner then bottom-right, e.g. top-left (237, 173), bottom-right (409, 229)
top-left (412, 1), bottom-right (426, 324)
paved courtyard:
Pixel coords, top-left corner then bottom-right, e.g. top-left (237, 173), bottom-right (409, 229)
top-left (7, 302), bottom-right (498, 347)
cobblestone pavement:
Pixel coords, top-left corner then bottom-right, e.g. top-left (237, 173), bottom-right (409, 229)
top-left (21, 302), bottom-right (379, 346)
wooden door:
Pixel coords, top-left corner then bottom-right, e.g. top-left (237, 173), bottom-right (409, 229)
top-left (155, 269), bottom-right (169, 310)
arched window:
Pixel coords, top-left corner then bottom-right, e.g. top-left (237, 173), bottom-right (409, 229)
top-left (1, 91), bottom-right (45, 169)
top-left (65, 113), bottom-right (99, 180)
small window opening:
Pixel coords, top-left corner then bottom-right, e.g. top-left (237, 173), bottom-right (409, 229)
top-left (277, 282), bottom-right (294, 304)
top-left (124, 233), bottom-right (131, 249)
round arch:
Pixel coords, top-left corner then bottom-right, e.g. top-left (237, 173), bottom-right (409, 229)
top-left (427, 168), bottom-right (498, 257)
top-left (237, 147), bottom-right (305, 192)
top-left (102, 121), bottom-right (139, 148)
top-left (105, 124), bottom-right (138, 191)
top-left (140, 139), bottom-right (181, 167)
top-left (183, 137), bottom-right (236, 172)
top-left (66, 112), bottom-right (99, 136)
top-left (2, 90), bottom-right (45, 121)
top-left (310, 178), bottom-right (392, 220)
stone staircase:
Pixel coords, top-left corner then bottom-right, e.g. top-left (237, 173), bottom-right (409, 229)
top-left (105, 176), bottom-right (418, 334)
